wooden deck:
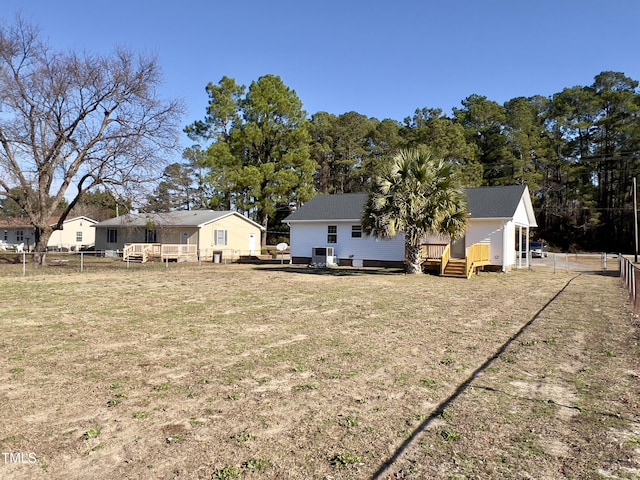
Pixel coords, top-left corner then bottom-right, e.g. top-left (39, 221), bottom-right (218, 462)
top-left (123, 243), bottom-right (198, 263)
top-left (422, 242), bottom-right (491, 279)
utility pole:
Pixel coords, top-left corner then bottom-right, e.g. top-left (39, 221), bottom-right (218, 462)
top-left (634, 177), bottom-right (638, 263)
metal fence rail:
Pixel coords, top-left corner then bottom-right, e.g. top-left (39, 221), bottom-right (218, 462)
top-left (0, 248), bottom-right (290, 276)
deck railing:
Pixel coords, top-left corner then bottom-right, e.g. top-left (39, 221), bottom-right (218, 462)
top-left (123, 243), bottom-right (197, 262)
top-left (423, 243), bottom-right (449, 260)
top-left (123, 243), bottom-right (161, 262)
top-left (440, 244), bottom-right (451, 276)
top-left (465, 243), bottom-right (490, 278)
top-left (161, 244), bottom-right (198, 259)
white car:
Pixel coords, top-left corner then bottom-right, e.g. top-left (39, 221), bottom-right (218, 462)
top-left (530, 241), bottom-right (549, 258)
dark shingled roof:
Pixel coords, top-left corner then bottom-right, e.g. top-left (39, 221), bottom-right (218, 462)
top-left (465, 185), bottom-right (528, 219)
top-left (285, 185), bottom-right (530, 222)
top-left (285, 193), bottom-right (368, 221)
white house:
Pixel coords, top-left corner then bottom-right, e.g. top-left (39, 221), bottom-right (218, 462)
top-left (47, 216), bottom-right (98, 251)
top-left (284, 185), bottom-right (538, 272)
top-left (0, 216), bottom-right (97, 251)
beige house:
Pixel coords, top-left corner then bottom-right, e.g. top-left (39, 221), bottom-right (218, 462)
top-left (0, 216), bottom-right (97, 251)
top-left (93, 210), bottom-right (265, 261)
top-left (47, 216), bottom-right (98, 251)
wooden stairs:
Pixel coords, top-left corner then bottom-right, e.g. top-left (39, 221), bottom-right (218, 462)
top-left (441, 258), bottom-right (467, 278)
top-left (422, 242), bottom-right (491, 279)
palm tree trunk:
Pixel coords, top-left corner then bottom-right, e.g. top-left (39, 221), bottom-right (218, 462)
top-left (405, 239), bottom-right (423, 274)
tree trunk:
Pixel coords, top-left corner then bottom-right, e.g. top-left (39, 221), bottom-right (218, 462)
top-left (405, 240), bottom-right (423, 274)
top-left (261, 213), bottom-right (269, 248)
top-left (32, 226), bottom-right (52, 267)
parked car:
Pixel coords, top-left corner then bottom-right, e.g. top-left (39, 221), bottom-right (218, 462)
top-left (530, 241), bottom-right (549, 258)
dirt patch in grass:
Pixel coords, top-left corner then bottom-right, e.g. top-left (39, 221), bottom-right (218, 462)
top-left (0, 263), bottom-right (637, 479)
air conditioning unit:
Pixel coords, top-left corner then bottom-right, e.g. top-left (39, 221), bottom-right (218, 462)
top-left (312, 247), bottom-right (337, 266)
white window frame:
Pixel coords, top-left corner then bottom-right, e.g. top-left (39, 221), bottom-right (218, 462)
top-left (214, 229), bottom-right (228, 246)
top-left (327, 225), bottom-right (337, 244)
top-left (76, 231), bottom-right (83, 242)
top-left (351, 225), bottom-right (362, 238)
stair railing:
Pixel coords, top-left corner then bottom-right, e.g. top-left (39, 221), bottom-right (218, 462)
top-left (440, 244), bottom-right (451, 276)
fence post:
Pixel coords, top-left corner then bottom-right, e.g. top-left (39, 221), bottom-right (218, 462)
top-left (22, 251), bottom-right (26, 276)
top-left (633, 265), bottom-right (638, 311)
top-left (80, 251), bottom-right (84, 273)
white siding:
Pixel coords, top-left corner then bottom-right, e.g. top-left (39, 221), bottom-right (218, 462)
top-left (290, 222), bottom-right (405, 261)
top-left (48, 218), bottom-right (97, 250)
top-left (466, 219), bottom-right (505, 267)
top-left (512, 199), bottom-right (531, 226)
top-left (503, 220), bottom-right (517, 269)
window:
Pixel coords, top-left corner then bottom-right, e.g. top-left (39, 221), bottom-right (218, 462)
top-left (214, 229), bottom-right (227, 246)
top-left (145, 229), bottom-right (157, 243)
top-left (351, 225), bottom-right (362, 238)
top-left (16, 230), bottom-right (24, 242)
top-left (107, 229), bottom-right (117, 243)
top-left (3, 230), bottom-right (7, 242)
top-left (327, 225), bottom-right (337, 244)
top-left (76, 231), bottom-right (83, 242)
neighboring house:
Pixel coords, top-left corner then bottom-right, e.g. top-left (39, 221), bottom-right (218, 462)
top-left (284, 185), bottom-right (537, 272)
top-left (0, 216), bottom-right (97, 251)
top-left (0, 218), bottom-right (35, 250)
top-left (47, 216), bottom-right (98, 251)
top-left (93, 210), bottom-right (265, 261)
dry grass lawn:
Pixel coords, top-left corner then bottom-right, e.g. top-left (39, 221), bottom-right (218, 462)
top-left (0, 260), bottom-right (638, 479)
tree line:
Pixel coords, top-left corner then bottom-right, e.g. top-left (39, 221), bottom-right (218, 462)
top-left (175, 71), bottom-right (640, 252)
top-left (1, 16), bottom-right (637, 264)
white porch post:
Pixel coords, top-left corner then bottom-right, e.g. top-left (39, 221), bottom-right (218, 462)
top-left (502, 225), bottom-right (508, 272)
top-left (518, 225), bottom-right (523, 269)
top-left (525, 226), bottom-right (530, 268)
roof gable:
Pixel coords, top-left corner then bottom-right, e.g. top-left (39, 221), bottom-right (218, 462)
top-left (465, 185), bottom-right (526, 218)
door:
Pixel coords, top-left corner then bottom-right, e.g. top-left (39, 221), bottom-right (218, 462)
top-left (248, 233), bottom-right (256, 255)
top-left (180, 232), bottom-right (190, 244)
top-left (451, 236), bottom-right (466, 258)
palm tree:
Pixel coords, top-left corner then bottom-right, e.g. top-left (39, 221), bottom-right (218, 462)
top-left (362, 147), bottom-right (468, 274)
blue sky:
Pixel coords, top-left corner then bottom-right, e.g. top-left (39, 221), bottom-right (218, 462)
top-left (5, 1), bottom-right (640, 149)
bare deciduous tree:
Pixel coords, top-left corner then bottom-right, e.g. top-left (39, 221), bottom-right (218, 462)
top-left (0, 17), bottom-right (185, 265)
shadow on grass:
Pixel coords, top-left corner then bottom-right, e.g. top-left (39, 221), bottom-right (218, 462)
top-left (0, 254), bottom-right (23, 264)
top-left (251, 265), bottom-right (407, 276)
top-left (370, 273), bottom-right (582, 480)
